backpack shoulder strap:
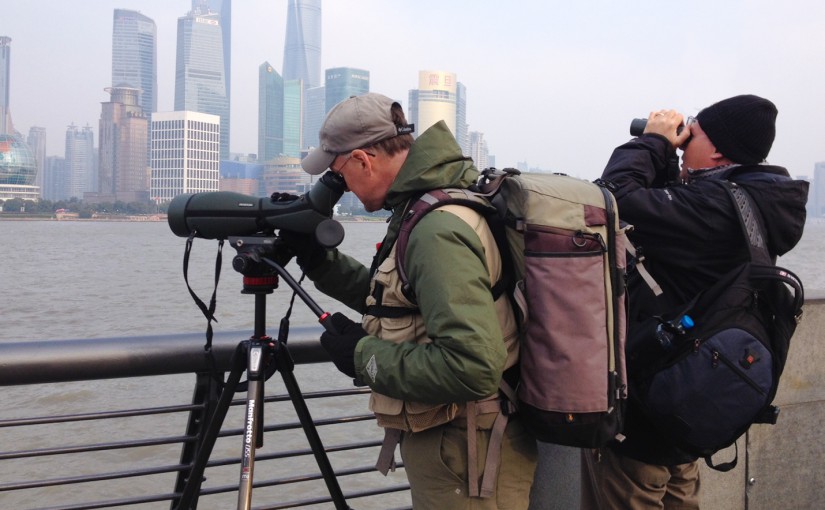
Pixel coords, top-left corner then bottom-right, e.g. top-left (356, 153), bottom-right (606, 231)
top-left (722, 181), bottom-right (773, 266)
top-left (395, 188), bottom-right (495, 303)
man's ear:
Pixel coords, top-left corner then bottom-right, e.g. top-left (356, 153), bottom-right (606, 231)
top-left (710, 151), bottom-right (733, 165)
top-left (351, 149), bottom-right (372, 170)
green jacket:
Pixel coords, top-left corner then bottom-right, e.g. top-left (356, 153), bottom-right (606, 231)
top-left (309, 121), bottom-right (507, 403)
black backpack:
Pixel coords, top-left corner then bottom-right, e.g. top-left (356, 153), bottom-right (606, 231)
top-left (626, 182), bottom-right (804, 471)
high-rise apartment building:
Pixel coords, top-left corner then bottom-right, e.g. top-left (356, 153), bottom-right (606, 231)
top-left (175, 9), bottom-right (230, 161)
top-left (27, 126), bottom-right (47, 193)
top-left (325, 67), bottom-right (369, 112)
top-left (150, 111), bottom-right (220, 202)
top-left (455, 82), bottom-right (468, 155)
top-left (258, 62), bottom-right (284, 162)
top-left (1, 36), bottom-right (11, 135)
top-left (283, 0), bottom-right (322, 89)
top-left (65, 125), bottom-right (97, 199)
top-left (97, 86), bottom-right (149, 203)
top-left (468, 131), bottom-right (489, 171)
top-left (111, 10), bottom-right (157, 116)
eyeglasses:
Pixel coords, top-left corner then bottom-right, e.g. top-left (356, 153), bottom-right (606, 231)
top-left (330, 150), bottom-right (376, 190)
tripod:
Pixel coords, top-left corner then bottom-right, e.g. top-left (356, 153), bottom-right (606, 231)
top-left (175, 236), bottom-right (351, 510)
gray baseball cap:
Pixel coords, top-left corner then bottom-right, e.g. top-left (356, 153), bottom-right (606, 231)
top-left (301, 93), bottom-right (414, 175)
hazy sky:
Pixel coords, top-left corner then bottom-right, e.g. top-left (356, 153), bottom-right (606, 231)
top-left (4, 0), bottom-right (824, 180)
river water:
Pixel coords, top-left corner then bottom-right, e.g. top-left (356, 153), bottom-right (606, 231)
top-left (1, 218), bottom-right (823, 509)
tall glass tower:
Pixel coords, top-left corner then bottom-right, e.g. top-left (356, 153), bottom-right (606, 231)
top-left (283, 80), bottom-right (303, 158)
top-left (111, 10), bottom-right (157, 115)
top-left (1, 36), bottom-right (11, 135)
top-left (258, 62), bottom-right (284, 162)
top-left (283, 0), bottom-right (322, 89)
top-left (192, 0), bottom-right (231, 109)
top-left (175, 10), bottom-right (230, 160)
top-left (325, 67), bottom-right (369, 112)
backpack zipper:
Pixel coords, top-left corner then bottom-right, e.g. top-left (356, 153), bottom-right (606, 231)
top-left (711, 349), bottom-right (766, 395)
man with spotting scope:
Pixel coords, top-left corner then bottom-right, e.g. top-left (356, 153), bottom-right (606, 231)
top-left (277, 93), bottom-right (537, 509)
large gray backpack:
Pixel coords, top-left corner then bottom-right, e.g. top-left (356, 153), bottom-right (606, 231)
top-left (395, 168), bottom-right (630, 447)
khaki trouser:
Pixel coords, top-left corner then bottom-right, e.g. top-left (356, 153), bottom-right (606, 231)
top-left (400, 417), bottom-right (537, 510)
top-left (580, 447), bottom-right (700, 510)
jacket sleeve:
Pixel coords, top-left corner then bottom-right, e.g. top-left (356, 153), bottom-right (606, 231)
top-left (601, 135), bottom-right (747, 289)
top-left (307, 249), bottom-right (372, 314)
top-left (353, 210), bottom-right (507, 403)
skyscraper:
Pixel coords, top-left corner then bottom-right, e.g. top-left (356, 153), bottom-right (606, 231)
top-left (455, 82), bottom-right (468, 155)
top-left (303, 86), bottom-right (324, 150)
top-left (283, 80), bottom-right (304, 158)
top-left (192, 0), bottom-right (231, 114)
top-left (325, 67), bottom-right (370, 112)
top-left (26, 126), bottom-right (47, 194)
top-left (408, 70), bottom-right (461, 138)
top-left (98, 86), bottom-right (149, 203)
top-left (111, 10), bottom-right (157, 116)
top-left (65, 124), bottom-right (96, 199)
top-left (150, 111), bottom-right (220, 202)
top-left (1, 36), bottom-right (12, 135)
top-left (175, 9), bottom-right (230, 160)
top-left (283, 0), bottom-right (322, 89)
top-left (258, 61), bottom-right (284, 162)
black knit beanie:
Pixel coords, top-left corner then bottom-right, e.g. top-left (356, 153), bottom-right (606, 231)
top-left (695, 94), bottom-right (777, 164)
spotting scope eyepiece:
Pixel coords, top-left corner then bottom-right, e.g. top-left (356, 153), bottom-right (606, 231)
top-left (167, 171), bottom-right (346, 244)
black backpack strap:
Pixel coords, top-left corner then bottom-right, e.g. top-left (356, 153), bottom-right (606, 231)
top-left (723, 181), bottom-right (773, 265)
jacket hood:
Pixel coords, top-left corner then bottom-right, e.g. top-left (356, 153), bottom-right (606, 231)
top-left (384, 121), bottom-right (478, 210)
top-left (732, 165), bottom-right (809, 256)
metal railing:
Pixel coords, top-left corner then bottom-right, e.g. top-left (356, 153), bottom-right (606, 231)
top-left (0, 328), bottom-right (412, 510)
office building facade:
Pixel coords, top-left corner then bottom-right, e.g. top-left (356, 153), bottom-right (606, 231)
top-left (258, 62), bottom-right (284, 162)
top-left (1, 36), bottom-right (11, 135)
top-left (325, 67), bottom-right (369, 112)
top-left (27, 126), bottom-right (47, 193)
top-left (175, 10), bottom-right (230, 161)
top-left (150, 111), bottom-right (220, 202)
top-left (65, 125), bottom-right (96, 199)
top-left (303, 86), bottom-right (324, 150)
top-left (111, 10), bottom-right (157, 116)
top-left (193, 0), bottom-right (231, 102)
top-left (42, 156), bottom-right (68, 201)
top-left (97, 86), bottom-right (149, 203)
top-left (283, 80), bottom-right (303, 158)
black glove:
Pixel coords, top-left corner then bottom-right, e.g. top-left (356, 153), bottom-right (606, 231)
top-left (320, 312), bottom-right (367, 379)
top-left (278, 229), bottom-right (327, 271)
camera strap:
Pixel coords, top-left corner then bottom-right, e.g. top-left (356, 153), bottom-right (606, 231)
top-left (183, 233), bottom-right (224, 385)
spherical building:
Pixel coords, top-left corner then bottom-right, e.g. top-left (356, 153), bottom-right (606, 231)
top-left (0, 133), bottom-right (36, 185)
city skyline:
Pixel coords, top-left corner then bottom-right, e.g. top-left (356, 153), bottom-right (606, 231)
top-left (2, 0), bottom-right (825, 181)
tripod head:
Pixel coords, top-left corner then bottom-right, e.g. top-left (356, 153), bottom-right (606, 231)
top-left (228, 235), bottom-right (287, 294)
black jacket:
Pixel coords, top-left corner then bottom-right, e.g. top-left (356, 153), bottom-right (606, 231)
top-left (601, 134), bottom-right (809, 465)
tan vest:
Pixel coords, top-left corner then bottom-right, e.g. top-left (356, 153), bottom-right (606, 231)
top-left (363, 203), bottom-right (520, 432)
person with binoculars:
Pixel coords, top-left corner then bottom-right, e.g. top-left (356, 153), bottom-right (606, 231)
top-left (277, 93), bottom-right (537, 510)
top-left (582, 95), bottom-right (808, 509)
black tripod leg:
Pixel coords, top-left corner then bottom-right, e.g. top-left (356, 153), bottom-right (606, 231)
top-left (175, 342), bottom-right (247, 510)
top-left (237, 341), bottom-right (265, 510)
top-left (273, 340), bottom-right (352, 510)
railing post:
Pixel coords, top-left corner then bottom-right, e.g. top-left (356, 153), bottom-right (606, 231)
top-left (171, 371), bottom-right (224, 509)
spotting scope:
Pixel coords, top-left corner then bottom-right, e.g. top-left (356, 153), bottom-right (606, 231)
top-left (167, 171), bottom-right (346, 245)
